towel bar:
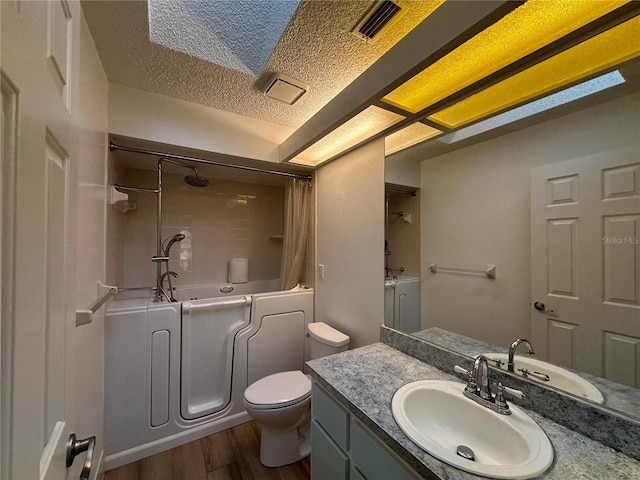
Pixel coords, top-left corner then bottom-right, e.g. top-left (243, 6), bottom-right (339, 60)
top-left (429, 262), bottom-right (496, 279)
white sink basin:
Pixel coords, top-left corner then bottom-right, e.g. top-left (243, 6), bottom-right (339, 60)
top-left (392, 380), bottom-right (554, 479)
top-left (480, 353), bottom-right (604, 404)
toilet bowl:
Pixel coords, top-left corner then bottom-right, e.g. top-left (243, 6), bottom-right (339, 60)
top-left (244, 370), bottom-right (312, 467)
top-left (243, 321), bottom-right (349, 467)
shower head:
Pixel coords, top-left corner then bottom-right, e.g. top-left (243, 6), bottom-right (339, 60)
top-left (158, 158), bottom-right (209, 188)
top-left (162, 233), bottom-right (185, 256)
top-left (184, 174), bottom-right (209, 188)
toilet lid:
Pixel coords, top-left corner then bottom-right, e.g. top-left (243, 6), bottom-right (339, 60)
top-left (244, 371), bottom-right (311, 408)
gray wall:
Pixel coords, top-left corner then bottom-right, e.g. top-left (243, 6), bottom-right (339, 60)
top-left (316, 139), bottom-right (385, 348)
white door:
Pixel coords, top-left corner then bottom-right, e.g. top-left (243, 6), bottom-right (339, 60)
top-left (1, 1), bottom-right (92, 479)
top-left (530, 148), bottom-right (640, 387)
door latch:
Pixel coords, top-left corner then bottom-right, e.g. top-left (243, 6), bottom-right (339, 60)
top-left (66, 434), bottom-right (95, 480)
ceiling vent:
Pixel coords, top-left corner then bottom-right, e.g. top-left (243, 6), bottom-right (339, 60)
top-left (352, 0), bottom-right (407, 42)
top-left (262, 73), bottom-right (309, 105)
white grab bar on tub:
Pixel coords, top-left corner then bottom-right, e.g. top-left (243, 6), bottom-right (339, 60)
top-left (182, 295), bottom-right (252, 314)
top-left (76, 281), bottom-right (118, 326)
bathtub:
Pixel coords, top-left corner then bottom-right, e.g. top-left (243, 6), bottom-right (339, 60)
top-left (104, 280), bottom-right (313, 469)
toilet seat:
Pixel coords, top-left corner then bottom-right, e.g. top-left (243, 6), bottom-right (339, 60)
top-left (244, 370), bottom-right (311, 410)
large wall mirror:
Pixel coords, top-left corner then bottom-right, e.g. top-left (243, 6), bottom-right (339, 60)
top-left (383, 62), bottom-right (640, 422)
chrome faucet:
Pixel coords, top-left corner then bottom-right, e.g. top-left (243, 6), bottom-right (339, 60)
top-left (159, 270), bottom-right (179, 302)
top-left (154, 233), bottom-right (185, 302)
top-left (454, 355), bottom-right (525, 415)
top-left (508, 338), bottom-right (535, 373)
top-left (468, 355), bottom-right (492, 400)
top-left (471, 355), bottom-right (493, 400)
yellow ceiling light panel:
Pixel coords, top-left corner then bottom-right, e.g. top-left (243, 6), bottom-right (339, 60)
top-left (290, 106), bottom-right (405, 167)
top-left (429, 16), bottom-right (640, 129)
top-left (385, 122), bottom-right (442, 155)
top-left (382, 0), bottom-right (628, 114)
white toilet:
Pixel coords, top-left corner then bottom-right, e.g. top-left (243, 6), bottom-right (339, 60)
top-left (243, 321), bottom-right (350, 467)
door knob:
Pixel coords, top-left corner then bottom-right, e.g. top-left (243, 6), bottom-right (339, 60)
top-left (66, 434), bottom-right (95, 480)
top-left (533, 301), bottom-right (554, 314)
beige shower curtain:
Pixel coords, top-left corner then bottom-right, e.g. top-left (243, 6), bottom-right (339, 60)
top-left (280, 178), bottom-right (312, 290)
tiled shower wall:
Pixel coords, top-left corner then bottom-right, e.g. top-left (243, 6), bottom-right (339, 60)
top-left (109, 166), bottom-right (286, 289)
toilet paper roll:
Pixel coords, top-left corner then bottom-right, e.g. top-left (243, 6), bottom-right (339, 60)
top-left (228, 258), bottom-right (249, 284)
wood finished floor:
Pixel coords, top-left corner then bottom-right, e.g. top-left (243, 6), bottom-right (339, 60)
top-left (104, 421), bottom-right (310, 480)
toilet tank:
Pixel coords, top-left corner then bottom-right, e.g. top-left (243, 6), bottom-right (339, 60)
top-left (308, 322), bottom-right (350, 359)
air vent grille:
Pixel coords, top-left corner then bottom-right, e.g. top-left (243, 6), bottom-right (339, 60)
top-left (354, 1), bottom-right (403, 41)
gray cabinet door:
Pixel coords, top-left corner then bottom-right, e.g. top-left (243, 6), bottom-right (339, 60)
top-left (351, 419), bottom-right (416, 480)
top-left (311, 420), bottom-right (348, 480)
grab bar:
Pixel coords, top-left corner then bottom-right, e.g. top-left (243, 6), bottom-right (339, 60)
top-left (117, 286), bottom-right (155, 292)
top-left (76, 282), bottom-right (118, 326)
top-left (429, 262), bottom-right (496, 279)
top-left (182, 295), bottom-right (251, 314)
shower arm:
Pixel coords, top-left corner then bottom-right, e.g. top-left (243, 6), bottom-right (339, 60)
top-left (158, 157), bottom-right (198, 176)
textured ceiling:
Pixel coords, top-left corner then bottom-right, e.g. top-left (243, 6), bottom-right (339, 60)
top-left (81, 0), bottom-right (443, 129)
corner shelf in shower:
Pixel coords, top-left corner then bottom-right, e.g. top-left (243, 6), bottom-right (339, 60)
top-left (269, 235), bottom-right (284, 240)
top-left (109, 185), bottom-right (136, 213)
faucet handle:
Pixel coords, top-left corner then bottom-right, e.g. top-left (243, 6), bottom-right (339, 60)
top-left (493, 381), bottom-right (525, 399)
top-left (454, 365), bottom-right (478, 395)
top-left (494, 383), bottom-right (511, 414)
top-left (495, 382), bottom-right (507, 400)
top-left (493, 382), bottom-right (526, 415)
top-left (503, 385), bottom-right (525, 399)
top-left (489, 357), bottom-right (505, 368)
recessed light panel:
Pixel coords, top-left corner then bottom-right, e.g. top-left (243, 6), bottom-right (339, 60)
top-left (428, 16), bottom-right (640, 129)
top-left (290, 106), bottom-right (405, 166)
top-left (438, 70), bottom-right (626, 144)
top-left (381, 0), bottom-right (628, 114)
top-left (385, 122), bottom-right (442, 155)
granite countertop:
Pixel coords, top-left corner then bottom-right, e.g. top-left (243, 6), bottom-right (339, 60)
top-left (414, 327), bottom-right (640, 420)
top-left (306, 343), bottom-right (640, 480)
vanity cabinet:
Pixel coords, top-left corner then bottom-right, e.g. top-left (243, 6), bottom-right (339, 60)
top-left (311, 382), bottom-right (418, 480)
